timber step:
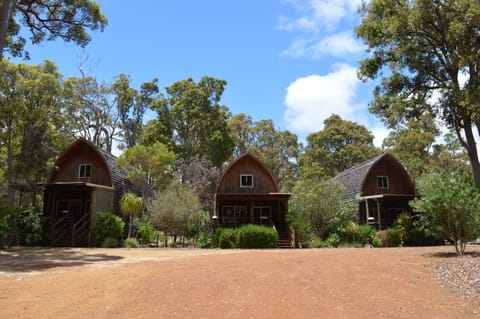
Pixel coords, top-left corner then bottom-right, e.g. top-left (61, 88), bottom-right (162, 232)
top-left (277, 237), bottom-right (292, 249)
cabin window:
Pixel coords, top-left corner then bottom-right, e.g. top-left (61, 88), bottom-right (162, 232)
top-left (79, 164), bottom-right (92, 178)
top-left (253, 207), bottom-right (271, 225)
top-left (240, 174), bottom-right (253, 188)
top-left (377, 176), bottom-right (389, 189)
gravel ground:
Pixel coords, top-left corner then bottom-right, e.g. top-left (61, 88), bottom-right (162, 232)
top-left (1, 246), bottom-right (479, 319)
top-left (429, 249), bottom-right (480, 300)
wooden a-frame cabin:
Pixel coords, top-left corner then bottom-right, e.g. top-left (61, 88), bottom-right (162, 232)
top-left (334, 153), bottom-right (416, 230)
top-left (43, 138), bottom-right (129, 246)
top-left (214, 153), bottom-right (292, 247)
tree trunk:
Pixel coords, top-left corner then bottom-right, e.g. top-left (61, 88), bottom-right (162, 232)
top-left (463, 123), bottom-right (480, 188)
top-left (0, 0), bottom-right (17, 57)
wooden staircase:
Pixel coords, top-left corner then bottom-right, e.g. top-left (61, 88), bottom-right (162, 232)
top-left (277, 229), bottom-right (293, 249)
top-left (51, 214), bottom-right (90, 246)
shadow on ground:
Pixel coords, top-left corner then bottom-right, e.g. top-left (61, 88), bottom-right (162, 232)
top-left (0, 247), bottom-right (123, 273)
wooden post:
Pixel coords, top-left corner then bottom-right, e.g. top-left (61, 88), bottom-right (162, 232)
top-left (376, 199), bottom-right (382, 230)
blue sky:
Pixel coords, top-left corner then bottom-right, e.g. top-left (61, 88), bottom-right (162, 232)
top-left (13, 0), bottom-right (389, 147)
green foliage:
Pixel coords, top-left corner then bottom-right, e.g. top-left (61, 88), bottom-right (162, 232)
top-left (149, 182), bottom-right (202, 246)
top-left (196, 231), bottom-right (213, 248)
top-left (217, 228), bottom-right (237, 249)
top-left (356, 0), bottom-right (480, 186)
top-left (394, 212), bottom-right (412, 245)
top-left (236, 224), bottom-right (278, 249)
top-left (229, 115), bottom-right (299, 191)
top-left (151, 76), bottom-right (234, 168)
top-left (116, 142), bottom-right (175, 194)
top-left (372, 236), bottom-right (383, 248)
top-left (410, 173), bottom-right (480, 255)
top-left (119, 193), bottom-right (144, 238)
top-left (290, 178), bottom-right (356, 240)
top-left (384, 228), bottom-right (402, 247)
top-left (124, 238), bottom-right (139, 248)
top-left (17, 208), bottom-right (44, 245)
top-left (186, 210), bottom-right (211, 244)
top-left (358, 224), bottom-right (376, 246)
top-left (324, 233), bottom-right (341, 248)
top-left (0, 60), bottom-right (67, 206)
top-left (135, 215), bottom-right (156, 244)
top-left (405, 228), bottom-right (443, 247)
top-left (92, 211), bottom-right (125, 247)
top-left (344, 221), bottom-right (360, 244)
top-left (1, 0), bottom-right (108, 58)
top-left (299, 114), bottom-right (380, 179)
top-left (102, 237), bottom-right (120, 248)
top-left (0, 216), bottom-right (8, 248)
top-left (285, 210), bottom-right (312, 244)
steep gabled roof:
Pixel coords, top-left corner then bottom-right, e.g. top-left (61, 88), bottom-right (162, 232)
top-left (216, 153), bottom-right (280, 193)
top-left (48, 138), bottom-right (127, 189)
top-left (333, 153), bottom-right (392, 200)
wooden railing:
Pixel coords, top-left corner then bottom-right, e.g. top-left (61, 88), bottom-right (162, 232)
top-left (51, 215), bottom-right (70, 245)
top-left (71, 214), bottom-right (90, 246)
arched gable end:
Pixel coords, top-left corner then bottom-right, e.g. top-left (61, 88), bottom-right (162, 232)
top-left (48, 138), bottom-right (114, 187)
top-left (216, 153), bottom-right (279, 194)
top-left (360, 153), bottom-right (415, 196)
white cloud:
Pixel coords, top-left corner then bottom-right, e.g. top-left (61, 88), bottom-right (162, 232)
top-left (370, 124), bottom-right (390, 148)
top-left (279, 0), bottom-right (365, 59)
top-left (312, 31), bottom-right (364, 57)
top-left (281, 31), bottom-right (364, 58)
top-left (284, 64), bottom-right (360, 133)
top-left (279, 0), bottom-right (363, 32)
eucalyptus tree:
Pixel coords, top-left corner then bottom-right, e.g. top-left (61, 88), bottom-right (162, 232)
top-left (116, 142), bottom-right (176, 199)
top-left (63, 74), bottom-right (119, 153)
top-left (356, 0), bottom-right (480, 187)
top-left (299, 114), bottom-right (380, 180)
top-left (112, 73), bottom-right (159, 149)
top-left (151, 76), bottom-right (234, 169)
top-left (228, 115), bottom-right (299, 191)
top-left (382, 116), bottom-right (439, 180)
top-left (0, 0), bottom-right (107, 58)
top-left (0, 59), bottom-right (66, 205)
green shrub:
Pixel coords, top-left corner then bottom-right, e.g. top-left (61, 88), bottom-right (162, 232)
top-left (196, 231), bottom-right (212, 248)
top-left (92, 211), bottom-right (125, 247)
top-left (358, 224), bottom-right (376, 245)
top-left (372, 236), bottom-right (383, 247)
top-left (217, 228), bottom-right (237, 249)
top-left (102, 237), bottom-right (120, 248)
top-left (384, 228), bottom-right (402, 247)
top-left (135, 216), bottom-right (155, 244)
top-left (394, 212), bottom-right (412, 244)
top-left (236, 224), bottom-right (278, 249)
top-left (124, 238), bottom-right (139, 248)
top-left (344, 221), bottom-right (360, 244)
top-left (20, 208), bottom-right (44, 245)
top-left (0, 216), bottom-right (8, 249)
top-left (406, 228), bottom-right (443, 246)
top-left (325, 233), bottom-right (341, 248)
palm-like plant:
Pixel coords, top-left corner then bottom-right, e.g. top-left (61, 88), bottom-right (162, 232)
top-left (120, 193), bottom-right (144, 238)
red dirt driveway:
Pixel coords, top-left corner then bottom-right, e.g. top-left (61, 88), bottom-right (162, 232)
top-left (0, 246), bottom-right (478, 319)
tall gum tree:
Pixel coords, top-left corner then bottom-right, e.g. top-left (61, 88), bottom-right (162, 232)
top-left (356, 0), bottom-right (480, 187)
top-left (0, 0), bottom-right (107, 58)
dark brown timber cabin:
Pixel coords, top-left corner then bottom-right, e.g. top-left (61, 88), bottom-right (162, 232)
top-left (43, 138), bottom-right (128, 246)
top-left (333, 153), bottom-right (416, 230)
top-left (214, 153), bottom-right (291, 245)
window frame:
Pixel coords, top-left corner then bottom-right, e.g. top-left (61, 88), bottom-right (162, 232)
top-left (377, 176), bottom-right (389, 189)
top-left (240, 174), bottom-right (253, 188)
top-left (79, 163), bottom-right (92, 178)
